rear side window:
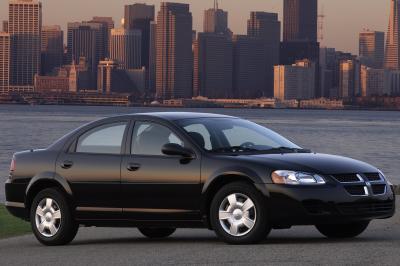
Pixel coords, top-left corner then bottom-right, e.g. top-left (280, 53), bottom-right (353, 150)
top-left (76, 122), bottom-right (127, 154)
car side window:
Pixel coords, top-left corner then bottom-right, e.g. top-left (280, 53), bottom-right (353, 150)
top-left (132, 122), bottom-right (184, 156)
top-left (76, 122), bottom-right (127, 154)
top-left (183, 123), bottom-right (212, 150)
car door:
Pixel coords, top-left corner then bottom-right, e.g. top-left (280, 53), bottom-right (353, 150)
top-left (121, 120), bottom-right (201, 220)
top-left (56, 120), bottom-right (129, 219)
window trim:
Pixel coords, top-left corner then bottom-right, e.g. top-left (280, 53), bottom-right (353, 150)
top-left (69, 120), bottom-right (131, 156)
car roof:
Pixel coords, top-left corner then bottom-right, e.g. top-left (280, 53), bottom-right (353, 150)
top-left (127, 112), bottom-right (237, 121)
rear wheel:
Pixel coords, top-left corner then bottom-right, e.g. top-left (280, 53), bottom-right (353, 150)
top-left (210, 182), bottom-right (271, 244)
top-left (138, 228), bottom-right (176, 239)
top-left (30, 188), bottom-right (78, 246)
top-left (315, 221), bottom-right (370, 238)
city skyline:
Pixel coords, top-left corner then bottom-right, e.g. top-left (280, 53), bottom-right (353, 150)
top-left (0, 0), bottom-right (390, 54)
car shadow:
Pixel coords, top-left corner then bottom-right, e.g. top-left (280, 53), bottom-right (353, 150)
top-left (69, 235), bottom-right (383, 246)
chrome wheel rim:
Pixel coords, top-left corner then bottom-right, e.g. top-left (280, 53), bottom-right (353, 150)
top-left (218, 193), bottom-right (256, 237)
top-left (35, 198), bottom-right (62, 237)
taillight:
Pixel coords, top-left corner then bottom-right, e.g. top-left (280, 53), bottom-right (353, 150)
top-left (10, 157), bottom-right (16, 173)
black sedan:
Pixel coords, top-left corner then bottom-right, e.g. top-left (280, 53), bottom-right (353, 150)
top-left (5, 112), bottom-right (395, 245)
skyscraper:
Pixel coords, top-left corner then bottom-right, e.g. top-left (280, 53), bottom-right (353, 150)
top-left (359, 30), bottom-right (385, 69)
top-left (156, 3), bottom-right (193, 99)
top-left (8, 0), bottom-right (42, 91)
top-left (385, 0), bottom-right (400, 70)
top-left (109, 28), bottom-right (142, 70)
top-left (67, 22), bottom-right (105, 89)
top-left (148, 21), bottom-right (157, 96)
top-left (204, 1), bottom-right (229, 35)
top-left (0, 32), bottom-right (10, 94)
top-left (193, 33), bottom-right (233, 98)
top-left (41, 25), bottom-right (63, 75)
top-left (124, 3), bottom-right (155, 70)
top-left (88, 17), bottom-right (114, 58)
top-left (233, 35), bottom-right (266, 98)
top-left (283, 0), bottom-right (318, 42)
top-left (339, 59), bottom-right (360, 98)
top-left (248, 12), bottom-right (281, 97)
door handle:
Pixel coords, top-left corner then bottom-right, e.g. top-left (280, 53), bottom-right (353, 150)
top-left (127, 163), bottom-right (141, 172)
top-left (61, 160), bottom-right (73, 169)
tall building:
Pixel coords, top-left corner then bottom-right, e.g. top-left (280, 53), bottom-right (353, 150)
top-left (0, 32), bottom-right (10, 94)
top-left (97, 59), bottom-right (118, 94)
top-left (274, 59), bottom-right (316, 100)
top-left (339, 59), bottom-right (360, 98)
top-left (360, 66), bottom-right (386, 96)
top-left (385, 0), bottom-right (400, 70)
top-left (88, 17), bottom-right (114, 58)
top-left (359, 30), bottom-right (385, 69)
top-left (41, 25), bottom-right (63, 75)
top-left (193, 33), bottom-right (233, 98)
top-left (2, 21), bottom-right (8, 33)
top-left (148, 21), bottom-right (157, 96)
top-left (204, 1), bottom-right (229, 35)
top-left (156, 3), bottom-right (193, 99)
top-left (124, 3), bottom-right (155, 70)
top-left (283, 0), bottom-right (318, 42)
top-left (109, 28), bottom-right (142, 70)
top-left (248, 12), bottom-right (281, 97)
top-left (233, 35), bottom-right (266, 98)
top-left (8, 0), bottom-right (42, 91)
top-left (319, 47), bottom-right (337, 98)
top-left (67, 22), bottom-right (105, 89)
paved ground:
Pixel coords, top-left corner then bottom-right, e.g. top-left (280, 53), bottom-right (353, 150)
top-left (0, 199), bottom-right (399, 266)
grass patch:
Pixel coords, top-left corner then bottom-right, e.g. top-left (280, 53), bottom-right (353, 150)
top-left (0, 204), bottom-right (31, 239)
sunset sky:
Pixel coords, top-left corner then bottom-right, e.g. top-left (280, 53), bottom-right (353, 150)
top-left (0, 0), bottom-right (390, 54)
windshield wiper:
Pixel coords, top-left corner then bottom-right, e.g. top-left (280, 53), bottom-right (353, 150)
top-left (210, 146), bottom-right (259, 153)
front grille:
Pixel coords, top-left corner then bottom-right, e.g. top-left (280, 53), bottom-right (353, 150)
top-left (364, 173), bottom-right (382, 182)
top-left (337, 201), bottom-right (394, 215)
top-left (344, 185), bottom-right (366, 196)
top-left (332, 174), bottom-right (361, 183)
top-left (371, 184), bottom-right (386, 195)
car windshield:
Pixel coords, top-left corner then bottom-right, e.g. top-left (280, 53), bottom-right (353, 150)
top-left (177, 118), bottom-right (305, 154)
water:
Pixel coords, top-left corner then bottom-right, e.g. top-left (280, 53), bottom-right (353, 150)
top-left (1, 105), bottom-right (399, 202)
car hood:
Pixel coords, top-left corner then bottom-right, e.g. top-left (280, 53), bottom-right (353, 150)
top-left (241, 153), bottom-right (378, 175)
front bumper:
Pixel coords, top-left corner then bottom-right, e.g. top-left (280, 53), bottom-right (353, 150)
top-left (266, 183), bottom-right (396, 227)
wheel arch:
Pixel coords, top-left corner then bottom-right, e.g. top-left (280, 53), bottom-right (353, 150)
top-left (201, 169), bottom-right (270, 228)
top-left (25, 172), bottom-right (74, 212)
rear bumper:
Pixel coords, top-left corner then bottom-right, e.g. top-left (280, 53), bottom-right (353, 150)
top-left (266, 183), bottom-right (396, 227)
top-left (5, 178), bottom-right (29, 220)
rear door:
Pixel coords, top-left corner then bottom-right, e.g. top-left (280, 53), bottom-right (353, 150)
top-left (56, 120), bottom-right (129, 219)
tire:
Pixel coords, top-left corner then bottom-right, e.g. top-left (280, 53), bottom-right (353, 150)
top-left (315, 221), bottom-right (370, 238)
top-left (210, 182), bottom-right (271, 244)
top-left (138, 228), bottom-right (176, 239)
top-left (30, 188), bottom-right (79, 246)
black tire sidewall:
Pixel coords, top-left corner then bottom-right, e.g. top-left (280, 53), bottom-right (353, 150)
top-left (138, 228), bottom-right (176, 238)
top-left (30, 188), bottom-right (78, 245)
top-left (316, 221), bottom-right (370, 238)
top-left (210, 182), bottom-right (271, 244)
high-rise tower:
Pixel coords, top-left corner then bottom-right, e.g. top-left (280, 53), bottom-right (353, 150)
top-left (156, 3), bottom-right (193, 100)
top-left (8, 0), bottom-right (42, 91)
top-left (385, 0), bottom-right (400, 70)
top-left (283, 0), bottom-right (318, 42)
top-left (204, 0), bottom-right (229, 35)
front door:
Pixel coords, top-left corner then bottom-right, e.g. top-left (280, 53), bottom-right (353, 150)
top-left (56, 121), bottom-right (128, 219)
top-left (121, 121), bottom-right (201, 220)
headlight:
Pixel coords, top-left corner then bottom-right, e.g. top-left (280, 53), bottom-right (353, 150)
top-left (271, 170), bottom-right (326, 185)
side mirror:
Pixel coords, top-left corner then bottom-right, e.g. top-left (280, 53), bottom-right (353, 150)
top-left (162, 143), bottom-right (195, 159)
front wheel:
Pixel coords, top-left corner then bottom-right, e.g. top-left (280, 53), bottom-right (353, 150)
top-left (210, 182), bottom-right (271, 244)
top-left (30, 188), bottom-right (79, 246)
top-left (315, 221), bottom-right (370, 238)
top-left (138, 228), bottom-right (176, 238)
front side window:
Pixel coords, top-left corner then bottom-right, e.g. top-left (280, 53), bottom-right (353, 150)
top-left (132, 122), bottom-right (184, 156)
top-left (76, 122), bottom-right (127, 154)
